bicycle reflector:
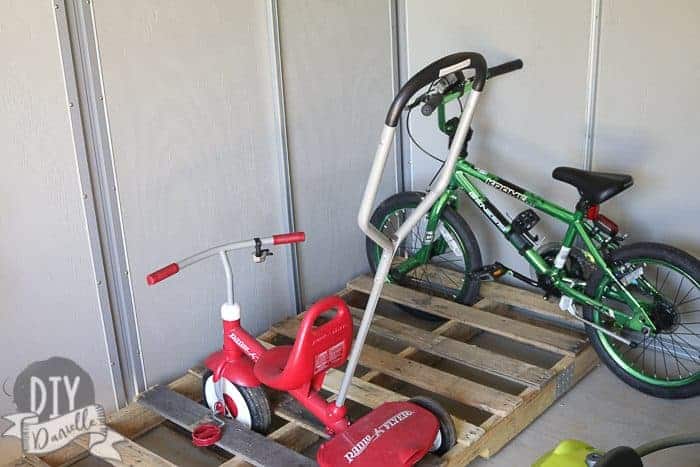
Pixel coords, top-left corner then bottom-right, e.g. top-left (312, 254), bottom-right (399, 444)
top-left (586, 205), bottom-right (619, 237)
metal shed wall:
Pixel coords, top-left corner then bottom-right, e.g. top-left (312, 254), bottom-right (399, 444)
top-left (0, 0), bottom-right (116, 457)
top-left (593, 0), bottom-right (700, 256)
top-left (91, 0), bottom-right (296, 386)
top-left (402, 0), bottom-right (592, 274)
top-left (277, 0), bottom-right (400, 303)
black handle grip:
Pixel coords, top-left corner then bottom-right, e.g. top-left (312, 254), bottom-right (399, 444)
top-left (421, 93), bottom-right (443, 117)
top-left (385, 52), bottom-right (487, 127)
top-left (487, 59), bottom-right (523, 80)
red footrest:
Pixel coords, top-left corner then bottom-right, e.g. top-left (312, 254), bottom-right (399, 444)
top-left (317, 401), bottom-right (438, 467)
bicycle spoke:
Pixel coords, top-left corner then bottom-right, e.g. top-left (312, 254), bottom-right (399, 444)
top-left (669, 335), bottom-right (694, 375)
top-left (673, 276), bottom-right (685, 305)
top-left (671, 334), bottom-right (700, 364)
top-left (678, 323), bottom-right (700, 336)
top-left (678, 296), bottom-right (700, 306)
top-left (658, 336), bottom-right (669, 379)
top-left (657, 336), bottom-right (685, 379)
top-left (677, 286), bottom-right (695, 306)
top-left (654, 266), bottom-right (660, 289)
top-left (659, 269), bottom-right (671, 294)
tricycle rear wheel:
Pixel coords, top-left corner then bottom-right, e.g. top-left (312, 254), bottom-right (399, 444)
top-left (409, 396), bottom-right (456, 455)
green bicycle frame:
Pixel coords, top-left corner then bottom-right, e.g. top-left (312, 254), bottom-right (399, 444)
top-left (398, 82), bottom-right (656, 332)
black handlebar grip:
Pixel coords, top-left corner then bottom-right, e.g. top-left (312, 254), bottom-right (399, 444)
top-left (487, 59), bottom-right (523, 79)
top-left (385, 52), bottom-right (487, 127)
top-left (421, 94), bottom-right (443, 116)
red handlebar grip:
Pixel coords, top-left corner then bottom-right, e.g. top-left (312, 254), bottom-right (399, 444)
top-left (272, 232), bottom-right (305, 245)
top-left (146, 263), bottom-right (179, 285)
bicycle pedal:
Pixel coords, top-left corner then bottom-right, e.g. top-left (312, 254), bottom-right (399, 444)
top-left (470, 263), bottom-right (507, 281)
top-left (513, 209), bottom-right (540, 234)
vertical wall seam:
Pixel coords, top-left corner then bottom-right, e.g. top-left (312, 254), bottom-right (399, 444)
top-left (266, 0), bottom-right (303, 312)
top-left (584, 0), bottom-right (602, 170)
top-left (389, 0), bottom-right (405, 192)
top-left (396, 0), bottom-right (413, 190)
top-left (58, 0), bottom-right (148, 403)
top-left (82, 0), bottom-right (148, 400)
top-left (52, 0), bottom-right (127, 408)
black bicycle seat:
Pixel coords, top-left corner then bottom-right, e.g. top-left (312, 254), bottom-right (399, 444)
top-left (552, 167), bottom-right (633, 204)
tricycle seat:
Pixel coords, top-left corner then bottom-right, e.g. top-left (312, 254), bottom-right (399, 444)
top-left (254, 295), bottom-right (352, 391)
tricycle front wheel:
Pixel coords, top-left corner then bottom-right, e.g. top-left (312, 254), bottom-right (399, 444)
top-left (202, 370), bottom-right (272, 433)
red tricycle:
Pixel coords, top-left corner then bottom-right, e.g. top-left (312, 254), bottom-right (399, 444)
top-left (147, 231), bottom-right (456, 466)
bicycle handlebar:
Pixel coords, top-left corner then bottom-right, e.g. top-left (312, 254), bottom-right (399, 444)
top-left (146, 231), bottom-right (305, 285)
top-left (419, 58), bottom-right (523, 117)
top-left (486, 59), bottom-right (523, 79)
top-left (385, 52), bottom-right (487, 127)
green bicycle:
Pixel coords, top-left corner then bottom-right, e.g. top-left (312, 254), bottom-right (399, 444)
top-left (367, 57), bottom-right (700, 398)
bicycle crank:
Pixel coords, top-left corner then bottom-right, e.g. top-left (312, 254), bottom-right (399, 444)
top-left (559, 296), bottom-right (637, 347)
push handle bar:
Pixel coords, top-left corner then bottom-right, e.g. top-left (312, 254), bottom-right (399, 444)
top-left (358, 53), bottom-right (487, 254)
top-left (384, 52), bottom-right (487, 127)
top-left (343, 53), bottom-right (487, 408)
top-left (146, 231), bottom-right (305, 285)
top-left (486, 59), bottom-right (523, 79)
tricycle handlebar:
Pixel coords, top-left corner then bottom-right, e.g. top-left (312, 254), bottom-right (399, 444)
top-left (146, 231), bottom-right (305, 285)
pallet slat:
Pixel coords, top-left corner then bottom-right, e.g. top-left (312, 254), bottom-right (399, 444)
top-left (479, 281), bottom-right (578, 324)
top-left (347, 276), bottom-right (585, 356)
top-left (272, 318), bottom-right (521, 417)
top-left (138, 385), bottom-right (315, 467)
top-left (349, 308), bottom-right (554, 388)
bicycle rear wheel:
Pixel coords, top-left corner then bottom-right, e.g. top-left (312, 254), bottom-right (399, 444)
top-left (583, 242), bottom-right (700, 398)
top-left (366, 191), bottom-right (482, 320)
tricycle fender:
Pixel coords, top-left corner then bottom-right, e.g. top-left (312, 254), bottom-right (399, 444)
top-left (204, 350), bottom-right (260, 387)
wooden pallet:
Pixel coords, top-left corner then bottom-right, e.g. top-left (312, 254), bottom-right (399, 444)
top-left (8, 275), bottom-right (598, 467)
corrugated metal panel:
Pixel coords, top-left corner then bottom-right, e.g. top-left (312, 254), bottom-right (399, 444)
top-left (403, 0), bottom-right (591, 272)
top-left (279, 0), bottom-right (398, 303)
top-left (594, 0), bottom-right (700, 256)
top-left (0, 0), bottom-right (115, 419)
top-left (91, 1), bottom-right (295, 385)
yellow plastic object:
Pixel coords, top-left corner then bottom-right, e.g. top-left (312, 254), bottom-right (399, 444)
top-left (532, 439), bottom-right (598, 467)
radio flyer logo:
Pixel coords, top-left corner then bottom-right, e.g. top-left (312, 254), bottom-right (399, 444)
top-left (2, 357), bottom-right (124, 461)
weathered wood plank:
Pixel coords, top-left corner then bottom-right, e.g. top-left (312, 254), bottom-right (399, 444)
top-left (275, 395), bottom-right (329, 439)
top-left (348, 275), bottom-right (585, 356)
top-left (441, 346), bottom-right (599, 466)
top-left (36, 371), bottom-right (202, 467)
top-left (72, 432), bottom-right (175, 467)
top-left (137, 385), bottom-right (315, 467)
top-left (272, 318), bottom-right (521, 417)
top-left (480, 281), bottom-right (578, 324)
top-left (220, 422), bottom-right (320, 467)
top-left (349, 308), bottom-right (553, 388)
top-left (1, 456), bottom-right (52, 467)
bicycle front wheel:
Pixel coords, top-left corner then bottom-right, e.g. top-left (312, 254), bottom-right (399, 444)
top-left (583, 242), bottom-right (700, 398)
top-left (366, 191), bottom-right (482, 320)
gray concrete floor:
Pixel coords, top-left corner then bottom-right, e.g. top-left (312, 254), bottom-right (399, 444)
top-left (471, 365), bottom-right (700, 467)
